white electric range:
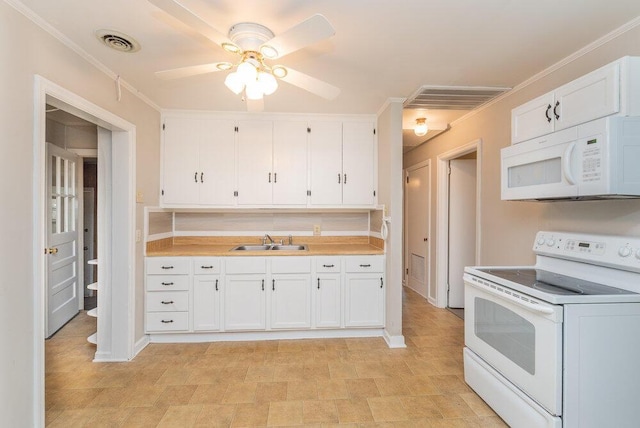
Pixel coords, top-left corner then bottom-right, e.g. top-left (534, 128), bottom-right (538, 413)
top-left (463, 231), bottom-right (640, 428)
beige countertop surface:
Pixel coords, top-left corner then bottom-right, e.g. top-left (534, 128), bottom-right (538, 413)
top-left (146, 236), bottom-right (384, 257)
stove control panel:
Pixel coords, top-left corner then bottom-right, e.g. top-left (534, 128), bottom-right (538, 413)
top-left (534, 231), bottom-right (640, 272)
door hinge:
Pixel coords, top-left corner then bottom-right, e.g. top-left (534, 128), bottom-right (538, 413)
top-left (234, 126), bottom-right (239, 132)
top-left (406, 268), bottom-right (409, 275)
top-left (161, 189), bottom-right (164, 196)
top-left (307, 127), bottom-right (311, 133)
top-left (307, 190), bottom-right (311, 196)
top-left (373, 190), bottom-right (376, 196)
top-left (162, 123), bottom-right (165, 131)
top-left (373, 128), bottom-right (376, 135)
top-left (234, 190), bottom-right (238, 197)
top-left (406, 176), bottom-right (409, 183)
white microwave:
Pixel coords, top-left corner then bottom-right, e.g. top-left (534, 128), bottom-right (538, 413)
top-left (501, 116), bottom-right (640, 201)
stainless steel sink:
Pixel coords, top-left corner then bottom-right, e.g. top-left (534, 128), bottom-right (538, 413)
top-left (230, 244), bottom-right (308, 251)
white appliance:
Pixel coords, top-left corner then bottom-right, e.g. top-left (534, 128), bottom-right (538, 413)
top-left (464, 231), bottom-right (640, 428)
top-left (501, 116), bottom-right (640, 200)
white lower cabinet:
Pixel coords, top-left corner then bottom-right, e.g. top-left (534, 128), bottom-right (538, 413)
top-left (224, 257), bottom-right (267, 331)
top-left (314, 257), bottom-right (342, 328)
top-left (193, 275), bottom-right (221, 331)
top-left (271, 274), bottom-right (312, 329)
top-left (145, 257), bottom-right (191, 333)
top-left (344, 256), bottom-right (385, 327)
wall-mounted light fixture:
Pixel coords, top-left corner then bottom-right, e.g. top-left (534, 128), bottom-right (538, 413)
top-left (414, 117), bottom-right (428, 136)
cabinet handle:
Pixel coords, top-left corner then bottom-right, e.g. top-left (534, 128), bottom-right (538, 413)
top-left (272, 279), bottom-right (275, 291)
top-left (161, 300), bottom-right (174, 305)
top-left (268, 172), bottom-right (271, 183)
top-left (545, 104), bottom-right (552, 123)
top-left (200, 172), bottom-right (204, 183)
top-left (317, 278), bottom-right (320, 289)
top-left (194, 172), bottom-right (198, 183)
top-left (322, 264), bottom-right (334, 268)
top-left (338, 173), bottom-right (341, 184)
top-left (161, 266), bottom-right (174, 270)
top-left (274, 172), bottom-right (277, 183)
top-left (200, 265), bottom-right (214, 269)
top-left (161, 319), bottom-right (174, 324)
top-left (344, 174), bottom-right (347, 184)
top-left (554, 101), bottom-right (560, 120)
top-left (161, 282), bottom-right (174, 286)
top-left (359, 264), bottom-right (371, 268)
top-left (215, 279), bottom-right (218, 291)
top-left (380, 277), bottom-right (383, 288)
top-left (262, 279), bottom-right (264, 291)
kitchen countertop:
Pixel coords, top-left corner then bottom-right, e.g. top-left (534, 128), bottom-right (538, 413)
top-left (146, 236), bottom-right (384, 257)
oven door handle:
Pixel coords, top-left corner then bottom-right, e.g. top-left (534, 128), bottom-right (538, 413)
top-left (467, 279), bottom-right (555, 315)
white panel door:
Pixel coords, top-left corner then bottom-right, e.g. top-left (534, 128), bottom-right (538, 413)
top-left (162, 116), bottom-right (200, 204)
top-left (224, 275), bottom-right (266, 330)
top-left (448, 159), bottom-right (477, 308)
top-left (342, 122), bottom-right (375, 205)
top-left (46, 143), bottom-right (79, 337)
top-left (344, 274), bottom-right (384, 327)
top-left (315, 274), bottom-right (342, 328)
top-left (272, 121), bottom-right (308, 205)
top-left (270, 275), bottom-right (312, 329)
top-left (237, 120), bottom-right (273, 205)
top-left (511, 92), bottom-right (555, 144)
top-left (405, 164), bottom-right (429, 297)
top-left (193, 275), bottom-right (221, 331)
top-left (309, 121), bottom-right (343, 205)
top-left (199, 119), bottom-right (236, 206)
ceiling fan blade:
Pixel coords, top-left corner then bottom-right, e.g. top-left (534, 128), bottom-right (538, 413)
top-left (279, 67), bottom-right (340, 100)
top-left (246, 98), bottom-right (264, 112)
top-left (155, 63), bottom-right (227, 80)
top-left (262, 14), bottom-right (335, 59)
top-left (148, 0), bottom-right (232, 48)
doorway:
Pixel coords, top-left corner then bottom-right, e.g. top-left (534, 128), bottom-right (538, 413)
top-left (436, 139), bottom-right (482, 309)
top-left (404, 160), bottom-right (431, 299)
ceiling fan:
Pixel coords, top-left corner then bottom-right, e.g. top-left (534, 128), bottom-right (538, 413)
top-left (148, 0), bottom-right (341, 110)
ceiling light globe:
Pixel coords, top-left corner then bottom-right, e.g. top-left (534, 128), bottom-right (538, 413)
top-left (414, 118), bottom-right (428, 137)
top-left (260, 45), bottom-right (278, 59)
top-left (224, 72), bottom-right (244, 95)
top-left (237, 61), bottom-right (258, 85)
top-left (258, 72), bottom-right (278, 95)
top-left (245, 81), bottom-right (264, 100)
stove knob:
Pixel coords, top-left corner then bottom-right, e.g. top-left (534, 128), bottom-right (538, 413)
top-left (635, 250), bottom-right (640, 260)
top-left (537, 237), bottom-right (546, 246)
top-left (618, 246), bottom-right (632, 258)
top-left (546, 238), bottom-right (556, 247)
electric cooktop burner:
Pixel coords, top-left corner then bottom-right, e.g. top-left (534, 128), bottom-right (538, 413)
top-left (476, 268), bottom-right (637, 296)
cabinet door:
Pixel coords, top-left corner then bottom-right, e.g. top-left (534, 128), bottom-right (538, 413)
top-left (193, 275), bottom-right (220, 331)
top-left (237, 120), bottom-right (273, 205)
top-left (199, 119), bottom-right (236, 205)
top-left (270, 274), bottom-right (312, 329)
top-left (342, 122), bottom-right (375, 206)
top-left (344, 274), bottom-right (384, 327)
top-left (315, 274), bottom-right (342, 328)
top-left (309, 121), bottom-right (343, 205)
top-left (162, 116), bottom-right (201, 204)
top-left (511, 92), bottom-right (555, 144)
top-left (272, 121), bottom-right (308, 205)
top-left (224, 275), bottom-right (266, 330)
top-left (554, 62), bottom-right (620, 131)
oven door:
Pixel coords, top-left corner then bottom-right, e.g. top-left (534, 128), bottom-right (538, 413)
top-left (464, 273), bottom-right (563, 416)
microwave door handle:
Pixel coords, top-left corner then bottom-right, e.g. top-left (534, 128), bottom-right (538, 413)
top-left (562, 142), bottom-right (577, 185)
top-left (467, 279), bottom-right (555, 315)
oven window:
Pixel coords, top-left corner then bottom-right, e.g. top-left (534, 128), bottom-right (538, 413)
top-left (475, 297), bottom-right (535, 374)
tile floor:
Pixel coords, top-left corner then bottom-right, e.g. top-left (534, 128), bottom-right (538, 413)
top-left (45, 287), bottom-right (506, 427)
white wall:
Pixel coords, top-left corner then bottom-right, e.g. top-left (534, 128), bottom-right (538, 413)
top-left (0, 2), bottom-right (160, 425)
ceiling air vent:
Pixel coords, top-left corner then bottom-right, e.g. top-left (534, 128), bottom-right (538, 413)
top-left (404, 85), bottom-right (510, 110)
top-left (95, 29), bottom-right (141, 53)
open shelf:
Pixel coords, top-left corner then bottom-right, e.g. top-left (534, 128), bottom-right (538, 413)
top-left (87, 332), bottom-right (97, 344)
top-left (87, 259), bottom-right (98, 265)
top-left (87, 282), bottom-right (99, 291)
top-left (87, 308), bottom-right (98, 318)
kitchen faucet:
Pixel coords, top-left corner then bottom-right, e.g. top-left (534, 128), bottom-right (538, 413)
top-left (262, 234), bottom-right (275, 245)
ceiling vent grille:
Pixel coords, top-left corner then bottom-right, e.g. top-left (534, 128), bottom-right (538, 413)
top-left (404, 85), bottom-right (510, 110)
top-left (95, 29), bottom-right (141, 53)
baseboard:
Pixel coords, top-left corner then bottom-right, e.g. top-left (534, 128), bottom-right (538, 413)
top-left (383, 330), bottom-right (406, 348)
top-left (133, 335), bottom-right (150, 358)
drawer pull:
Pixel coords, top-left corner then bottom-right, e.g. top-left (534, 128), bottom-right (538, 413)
top-left (161, 266), bottom-right (174, 270)
top-left (200, 265), bottom-right (214, 269)
top-left (161, 300), bottom-right (174, 305)
top-left (161, 319), bottom-right (174, 324)
top-left (322, 264), bottom-right (335, 268)
top-left (161, 282), bottom-right (174, 286)
top-left (359, 264), bottom-right (371, 268)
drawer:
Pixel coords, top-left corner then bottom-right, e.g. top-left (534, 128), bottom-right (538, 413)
top-left (315, 257), bottom-right (342, 273)
top-left (146, 291), bottom-right (189, 312)
top-left (345, 256), bottom-right (384, 273)
top-left (226, 257), bottom-right (267, 274)
top-left (146, 275), bottom-right (189, 291)
top-left (146, 257), bottom-right (190, 275)
top-left (146, 311), bottom-right (189, 332)
top-left (193, 258), bottom-right (221, 275)
top-left (271, 257), bottom-right (311, 273)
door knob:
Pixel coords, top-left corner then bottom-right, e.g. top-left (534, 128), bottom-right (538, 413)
top-left (46, 247), bottom-right (58, 254)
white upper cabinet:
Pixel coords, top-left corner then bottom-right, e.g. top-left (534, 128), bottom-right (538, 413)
top-left (237, 120), bottom-right (273, 205)
top-left (272, 121), bottom-right (309, 205)
top-left (162, 115), bottom-right (236, 206)
top-left (512, 56), bottom-right (640, 144)
top-left (309, 121), bottom-right (376, 207)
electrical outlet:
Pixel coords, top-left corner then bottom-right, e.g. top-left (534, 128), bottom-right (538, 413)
top-left (136, 190), bottom-right (144, 203)
top-left (313, 224), bottom-right (321, 236)
top-left (135, 229), bottom-right (142, 243)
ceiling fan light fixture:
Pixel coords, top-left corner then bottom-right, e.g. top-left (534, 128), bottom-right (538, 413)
top-left (245, 81), bottom-right (264, 100)
top-left (216, 62), bottom-right (233, 71)
top-left (237, 61), bottom-right (258, 85)
top-left (224, 72), bottom-right (244, 95)
top-left (272, 65), bottom-right (288, 79)
top-left (222, 42), bottom-right (241, 54)
top-left (258, 71), bottom-right (278, 95)
top-left (260, 44), bottom-right (278, 59)
top-left (414, 117), bottom-right (428, 136)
